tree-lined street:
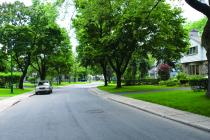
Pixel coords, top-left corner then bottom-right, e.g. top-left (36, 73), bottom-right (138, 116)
top-left (0, 0), bottom-right (210, 139)
top-left (0, 84), bottom-right (209, 140)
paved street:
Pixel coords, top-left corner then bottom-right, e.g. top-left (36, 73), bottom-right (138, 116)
top-left (0, 83), bottom-right (210, 140)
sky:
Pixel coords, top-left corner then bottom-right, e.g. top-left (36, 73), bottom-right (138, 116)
top-left (0, 0), bottom-right (207, 52)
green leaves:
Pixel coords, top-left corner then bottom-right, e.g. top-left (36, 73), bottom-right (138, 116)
top-left (0, 0), bottom-right (73, 82)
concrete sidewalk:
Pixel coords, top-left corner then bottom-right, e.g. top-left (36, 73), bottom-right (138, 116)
top-left (89, 88), bottom-right (210, 133)
top-left (0, 91), bottom-right (34, 113)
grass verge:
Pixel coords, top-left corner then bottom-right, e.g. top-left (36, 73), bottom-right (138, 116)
top-left (124, 90), bottom-right (210, 117)
top-left (0, 88), bottom-right (33, 97)
top-left (98, 85), bottom-right (177, 93)
top-left (98, 85), bottom-right (210, 117)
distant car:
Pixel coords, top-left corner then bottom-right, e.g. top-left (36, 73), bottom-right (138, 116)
top-left (35, 80), bottom-right (53, 95)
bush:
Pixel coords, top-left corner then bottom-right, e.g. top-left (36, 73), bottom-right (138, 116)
top-left (158, 64), bottom-right (171, 81)
top-left (159, 79), bottom-right (179, 86)
top-left (27, 77), bottom-right (36, 83)
top-left (188, 78), bottom-right (208, 91)
top-left (124, 79), bottom-right (160, 86)
top-left (0, 72), bottom-right (21, 88)
top-left (176, 72), bottom-right (188, 80)
top-left (180, 79), bottom-right (189, 85)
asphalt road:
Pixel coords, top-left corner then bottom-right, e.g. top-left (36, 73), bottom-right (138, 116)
top-left (0, 83), bottom-right (210, 140)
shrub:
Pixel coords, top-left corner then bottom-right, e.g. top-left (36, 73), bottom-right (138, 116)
top-left (159, 79), bottom-right (178, 86)
top-left (0, 72), bottom-right (21, 88)
top-left (158, 64), bottom-right (171, 81)
top-left (180, 79), bottom-right (189, 85)
top-left (124, 79), bottom-right (160, 86)
top-left (176, 72), bottom-right (188, 80)
top-left (188, 78), bottom-right (208, 91)
top-left (188, 75), bottom-right (205, 80)
top-left (27, 77), bottom-right (36, 83)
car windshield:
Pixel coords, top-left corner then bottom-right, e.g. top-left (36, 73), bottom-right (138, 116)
top-left (38, 82), bottom-right (50, 86)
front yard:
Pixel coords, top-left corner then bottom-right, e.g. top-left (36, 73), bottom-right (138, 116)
top-left (98, 85), bottom-right (210, 117)
top-left (98, 85), bottom-right (179, 93)
top-left (0, 88), bottom-right (33, 97)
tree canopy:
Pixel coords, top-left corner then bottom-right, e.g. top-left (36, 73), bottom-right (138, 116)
top-left (73, 0), bottom-right (188, 88)
top-left (0, 0), bottom-right (74, 88)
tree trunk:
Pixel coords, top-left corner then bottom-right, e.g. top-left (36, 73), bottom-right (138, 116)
top-left (102, 66), bottom-right (108, 86)
top-left (40, 65), bottom-right (46, 80)
top-left (59, 75), bottom-right (62, 85)
top-left (206, 57), bottom-right (210, 97)
top-left (18, 65), bottom-right (29, 89)
top-left (132, 61), bottom-right (137, 81)
top-left (100, 61), bottom-right (108, 86)
top-left (131, 60), bottom-right (137, 85)
top-left (116, 72), bottom-right (122, 88)
top-left (202, 20), bottom-right (210, 98)
top-left (19, 72), bottom-right (26, 89)
top-left (40, 72), bottom-right (46, 80)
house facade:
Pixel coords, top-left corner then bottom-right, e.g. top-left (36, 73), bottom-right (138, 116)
top-left (180, 30), bottom-right (208, 76)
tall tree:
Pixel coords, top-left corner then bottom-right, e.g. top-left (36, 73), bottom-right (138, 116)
top-left (29, 2), bottom-right (72, 80)
top-left (0, 2), bottom-right (33, 89)
top-left (102, 0), bottom-right (187, 88)
top-left (73, 0), bottom-right (111, 86)
top-left (73, 0), bottom-right (188, 88)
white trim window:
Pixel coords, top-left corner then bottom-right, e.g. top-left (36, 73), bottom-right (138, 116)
top-left (187, 46), bottom-right (198, 55)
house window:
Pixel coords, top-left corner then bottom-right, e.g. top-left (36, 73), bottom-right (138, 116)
top-left (189, 64), bottom-right (199, 75)
top-left (187, 46), bottom-right (198, 55)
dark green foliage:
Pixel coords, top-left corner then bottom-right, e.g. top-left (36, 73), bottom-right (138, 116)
top-left (176, 72), bottom-right (188, 80)
top-left (189, 78), bottom-right (208, 91)
top-left (0, 1), bottom-right (73, 85)
top-left (73, 0), bottom-right (188, 88)
top-left (27, 77), bottom-right (36, 83)
top-left (179, 79), bottom-right (189, 85)
top-left (159, 79), bottom-right (179, 87)
top-left (124, 79), bottom-right (160, 86)
top-left (0, 72), bottom-right (21, 87)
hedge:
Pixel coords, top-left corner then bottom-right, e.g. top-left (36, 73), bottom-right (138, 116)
top-left (159, 79), bottom-right (179, 86)
top-left (0, 72), bottom-right (21, 88)
top-left (124, 79), bottom-right (160, 86)
top-left (188, 78), bottom-right (208, 91)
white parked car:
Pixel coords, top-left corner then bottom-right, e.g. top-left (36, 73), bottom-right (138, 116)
top-left (35, 80), bottom-right (53, 95)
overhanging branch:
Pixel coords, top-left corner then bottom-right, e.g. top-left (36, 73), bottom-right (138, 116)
top-left (185, 0), bottom-right (210, 17)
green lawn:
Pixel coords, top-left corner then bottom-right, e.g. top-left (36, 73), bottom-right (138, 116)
top-left (0, 88), bottom-right (33, 97)
top-left (124, 91), bottom-right (210, 117)
top-left (98, 85), bottom-right (176, 93)
top-left (98, 85), bottom-right (210, 117)
top-left (24, 82), bottom-right (36, 88)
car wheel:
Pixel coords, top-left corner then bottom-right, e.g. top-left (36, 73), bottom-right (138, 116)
top-left (35, 92), bottom-right (39, 95)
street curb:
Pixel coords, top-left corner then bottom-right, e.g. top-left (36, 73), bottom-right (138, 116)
top-left (0, 91), bottom-right (34, 113)
top-left (89, 88), bottom-right (210, 133)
